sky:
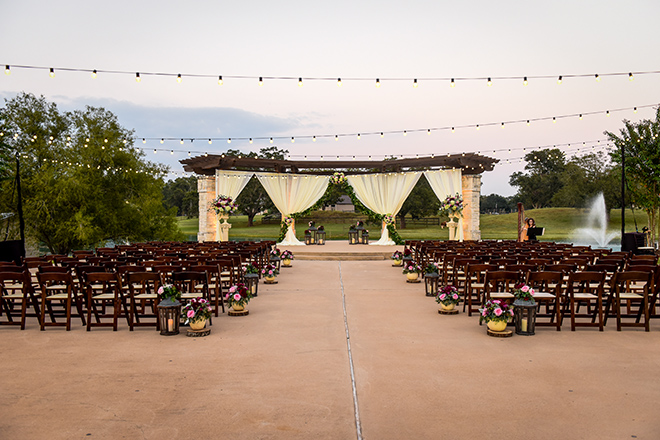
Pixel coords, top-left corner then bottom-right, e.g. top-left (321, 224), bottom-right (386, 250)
top-left (1, 0), bottom-right (659, 196)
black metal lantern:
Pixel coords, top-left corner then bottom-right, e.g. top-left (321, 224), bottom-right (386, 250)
top-left (270, 255), bottom-right (281, 271)
top-left (304, 232), bottom-right (313, 245)
top-left (348, 230), bottom-right (359, 245)
top-left (424, 273), bottom-right (440, 297)
top-left (308, 226), bottom-right (317, 244)
top-left (513, 300), bottom-right (536, 335)
top-left (360, 231), bottom-right (369, 245)
top-left (245, 273), bottom-right (259, 297)
top-left (158, 299), bottom-right (181, 336)
top-left (316, 230), bottom-right (326, 245)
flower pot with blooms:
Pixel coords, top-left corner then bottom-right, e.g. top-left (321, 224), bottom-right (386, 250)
top-left (210, 195), bottom-right (238, 223)
top-left (436, 285), bottom-right (460, 311)
top-left (402, 263), bottom-right (422, 281)
top-left (181, 298), bottom-right (213, 330)
top-left (391, 250), bottom-right (403, 266)
top-left (243, 263), bottom-right (259, 276)
top-left (479, 299), bottom-right (514, 332)
top-left (261, 263), bottom-right (280, 282)
top-left (226, 283), bottom-right (252, 312)
top-left (270, 248), bottom-right (281, 264)
top-left (281, 250), bottom-right (294, 267)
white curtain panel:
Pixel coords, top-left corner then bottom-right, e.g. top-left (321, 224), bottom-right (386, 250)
top-left (214, 170), bottom-right (254, 240)
top-left (347, 172), bottom-right (422, 245)
top-left (256, 173), bottom-right (330, 245)
top-left (424, 170), bottom-right (464, 241)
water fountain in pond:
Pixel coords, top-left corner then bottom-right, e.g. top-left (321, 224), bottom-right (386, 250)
top-left (572, 193), bottom-right (619, 248)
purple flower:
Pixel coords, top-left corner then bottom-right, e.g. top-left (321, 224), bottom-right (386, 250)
top-left (439, 294), bottom-right (446, 300)
top-left (452, 293), bottom-right (459, 300)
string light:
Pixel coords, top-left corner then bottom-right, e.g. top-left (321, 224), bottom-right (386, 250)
top-left (523, 76), bottom-right (528, 86)
top-left (357, 133), bottom-right (361, 140)
top-left (337, 78), bottom-right (342, 87)
top-left (450, 78), bottom-right (455, 87)
top-left (335, 135), bottom-right (339, 141)
top-left (160, 138), bottom-right (164, 144)
top-left (413, 79), bottom-right (418, 88)
top-left (501, 122), bottom-right (505, 128)
top-left (291, 137), bottom-right (295, 143)
top-left (403, 131), bottom-right (407, 136)
top-left (634, 107), bottom-right (638, 113)
top-left (298, 77), bottom-right (303, 87)
top-left (135, 72), bottom-right (141, 82)
top-left (487, 77), bottom-right (492, 86)
top-left (269, 137), bottom-right (273, 143)
top-left (208, 139), bottom-right (212, 144)
top-left (579, 114), bottom-right (583, 120)
top-left (259, 77), bottom-right (263, 86)
top-left (249, 138), bottom-right (253, 144)
top-left (375, 78), bottom-right (380, 88)
top-left (380, 132), bottom-right (384, 138)
top-left (595, 74), bottom-right (600, 82)
top-left (177, 74), bottom-right (182, 83)
top-left (218, 75), bottom-right (223, 85)
top-left (629, 72), bottom-right (634, 81)
top-left (227, 138), bottom-right (232, 143)
top-left (4, 65), bottom-right (10, 75)
top-left (49, 68), bottom-right (55, 78)
top-left (427, 129), bottom-right (431, 135)
top-left (526, 120), bottom-right (530, 126)
top-left (312, 136), bottom-right (316, 142)
top-left (557, 75), bottom-right (562, 84)
top-left (91, 69), bottom-right (97, 79)
top-left (142, 138), bottom-right (146, 143)
top-left (553, 117), bottom-right (556, 123)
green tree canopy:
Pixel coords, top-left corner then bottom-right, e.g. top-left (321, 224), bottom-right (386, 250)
top-left (397, 174), bottom-right (440, 228)
top-left (163, 176), bottom-right (198, 218)
top-left (606, 107), bottom-right (660, 245)
top-left (0, 92), bottom-right (182, 254)
top-left (509, 148), bottom-right (566, 209)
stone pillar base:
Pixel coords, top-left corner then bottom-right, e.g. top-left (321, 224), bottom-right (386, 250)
top-left (462, 174), bottom-right (482, 241)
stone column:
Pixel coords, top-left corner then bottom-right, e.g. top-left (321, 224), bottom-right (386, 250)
top-left (197, 176), bottom-right (217, 242)
top-left (461, 174), bottom-right (482, 241)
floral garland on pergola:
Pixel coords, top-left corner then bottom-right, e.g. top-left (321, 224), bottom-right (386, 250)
top-left (277, 172), bottom-right (404, 245)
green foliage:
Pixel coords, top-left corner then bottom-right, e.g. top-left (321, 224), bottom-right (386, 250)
top-left (551, 152), bottom-right (621, 209)
top-left (162, 176), bottom-right (198, 218)
top-left (397, 175), bottom-right (440, 229)
top-left (0, 92), bottom-right (183, 254)
top-left (606, 108), bottom-right (660, 245)
top-left (480, 193), bottom-right (517, 214)
top-left (509, 149), bottom-right (566, 208)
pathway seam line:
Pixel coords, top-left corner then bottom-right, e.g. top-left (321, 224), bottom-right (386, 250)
top-left (338, 261), bottom-right (363, 440)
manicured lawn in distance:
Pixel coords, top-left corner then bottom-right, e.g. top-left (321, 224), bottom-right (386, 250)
top-left (178, 208), bottom-right (642, 242)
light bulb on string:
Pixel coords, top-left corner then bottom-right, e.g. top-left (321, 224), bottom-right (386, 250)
top-left (403, 131), bottom-right (407, 136)
top-left (380, 132), bottom-right (384, 138)
top-left (249, 138), bottom-right (253, 144)
top-left (595, 74), bottom-right (600, 82)
top-left (557, 75), bottom-right (562, 84)
top-left (427, 129), bottom-right (431, 135)
top-left (606, 110), bottom-right (610, 117)
top-left (451, 127), bottom-right (455, 133)
top-left (227, 138), bottom-right (232, 144)
top-left (357, 134), bottom-right (361, 140)
top-left (476, 125), bottom-right (480, 130)
top-left (259, 77), bottom-right (263, 86)
top-left (188, 151), bottom-right (191, 156)
top-left (291, 137), bottom-right (295, 143)
top-left (91, 69), bottom-right (97, 79)
top-left (179, 139), bottom-right (184, 144)
top-left (375, 78), bottom-right (380, 88)
top-left (629, 72), bottom-right (634, 81)
top-left (523, 76), bottom-right (528, 86)
top-left (269, 137), bottom-right (273, 143)
top-left (487, 77), bottom-right (492, 86)
top-left (208, 139), bottom-right (212, 144)
top-left (218, 75), bottom-right (223, 85)
top-left (553, 117), bottom-right (556, 123)
top-left (335, 135), bottom-right (338, 141)
top-left (135, 72), bottom-right (141, 82)
top-left (526, 120), bottom-right (530, 126)
top-left (177, 74), bottom-right (182, 83)
top-left (501, 122), bottom-right (505, 128)
top-left (298, 77), bottom-right (303, 87)
top-left (579, 114), bottom-right (583, 120)
top-left (142, 138), bottom-right (146, 144)
top-left (5, 65), bottom-right (10, 75)
top-left (337, 78), bottom-right (342, 87)
top-left (634, 107), bottom-right (638, 113)
top-left (413, 79), bottom-right (418, 88)
top-left (49, 68), bottom-right (55, 78)
top-left (312, 136), bottom-right (316, 142)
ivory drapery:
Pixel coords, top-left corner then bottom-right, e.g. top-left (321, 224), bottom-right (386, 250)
top-left (347, 172), bottom-right (422, 245)
top-left (424, 170), bottom-right (464, 241)
top-left (256, 173), bottom-right (330, 245)
top-left (214, 170), bottom-right (254, 240)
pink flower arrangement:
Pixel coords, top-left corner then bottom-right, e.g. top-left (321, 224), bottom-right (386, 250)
top-left (261, 263), bottom-right (279, 277)
top-left (512, 283), bottom-right (535, 302)
top-left (210, 194), bottom-right (238, 215)
top-left (436, 285), bottom-right (460, 306)
top-left (225, 283), bottom-right (252, 308)
top-left (180, 297), bottom-right (212, 325)
top-left (479, 299), bottom-right (514, 324)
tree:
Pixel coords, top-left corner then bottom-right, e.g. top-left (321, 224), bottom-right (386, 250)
top-left (509, 148), bottom-right (566, 208)
top-left (163, 176), bottom-right (198, 218)
top-left (480, 193), bottom-right (515, 214)
top-left (551, 152), bottom-right (620, 210)
top-left (0, 92), bottom-right (182, 254)
top-left (606, 108), bottom-right (660, 246)
top-left (397, 175), bottom-right (440, 229)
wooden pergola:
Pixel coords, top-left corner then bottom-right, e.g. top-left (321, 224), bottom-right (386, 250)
top-left (180, 153), bottom-right (498, 175)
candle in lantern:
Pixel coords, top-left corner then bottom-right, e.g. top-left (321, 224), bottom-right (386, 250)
top-left (521, 318), bottom-right (528, 332)
top-left (167, 318), bottom-right (174, 332)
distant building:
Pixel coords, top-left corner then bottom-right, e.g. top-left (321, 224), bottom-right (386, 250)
top-left (327, 195), bottom-right (354, 212)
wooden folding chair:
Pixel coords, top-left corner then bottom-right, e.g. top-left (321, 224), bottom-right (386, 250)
top-left (127, 272), bottom-right (162, 331)
top-left (172, 271), bottom-right (212, 325)
top-left (196, 264), bottom-right (225, 316)
top-left (85, 272), bottom-right (128, 331)
top-left (526, 271), bottom-right (563, 331)
top-left (464, 263), bottom-right (497, 316)
top-left (0, 270), bottom-right (41, 330)
top-left (483, 270), bottom-right (524, 304)
top-left (566, 271), bottom-right (606, 331)
top-left (36, 272), bottom-right (86, 331)
top-left (605, 271), bottom-right (653, 332)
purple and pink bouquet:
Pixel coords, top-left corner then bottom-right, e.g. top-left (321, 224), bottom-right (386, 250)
top-left (181, 297), bottom-right (212, 324)
top-left (261, 263), bottom-right (280, 278)
top-left (158, 284), bottom-right (181, 302)
top-left (402, 263), bottom-right (422, 275)
top-left (440, 193), bottom-right (464, 217)
top-left (280, 250), bottom-right (294, 260)
top-left (225, 283), bottom-right (252, 308)
top-left (512, 283), bottom-right (535, 303)
top-left (479, 299), bottom-right (514, 324)
top-left (436, 285), bottom-right (460, 306)
top-left (210, 194), bottom-right (238, 215)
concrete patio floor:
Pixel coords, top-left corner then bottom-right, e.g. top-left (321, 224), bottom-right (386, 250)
top-left (2, 251), bottom-right (660, 439)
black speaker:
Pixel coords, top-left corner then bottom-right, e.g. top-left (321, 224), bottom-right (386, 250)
top-left (0, 240), bottom-right (25, 265)
top-left (621, 232), bottom-right (644, 253)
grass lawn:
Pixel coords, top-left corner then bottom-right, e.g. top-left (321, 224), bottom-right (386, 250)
top-left (177, 208), bottom-right (644, 242)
